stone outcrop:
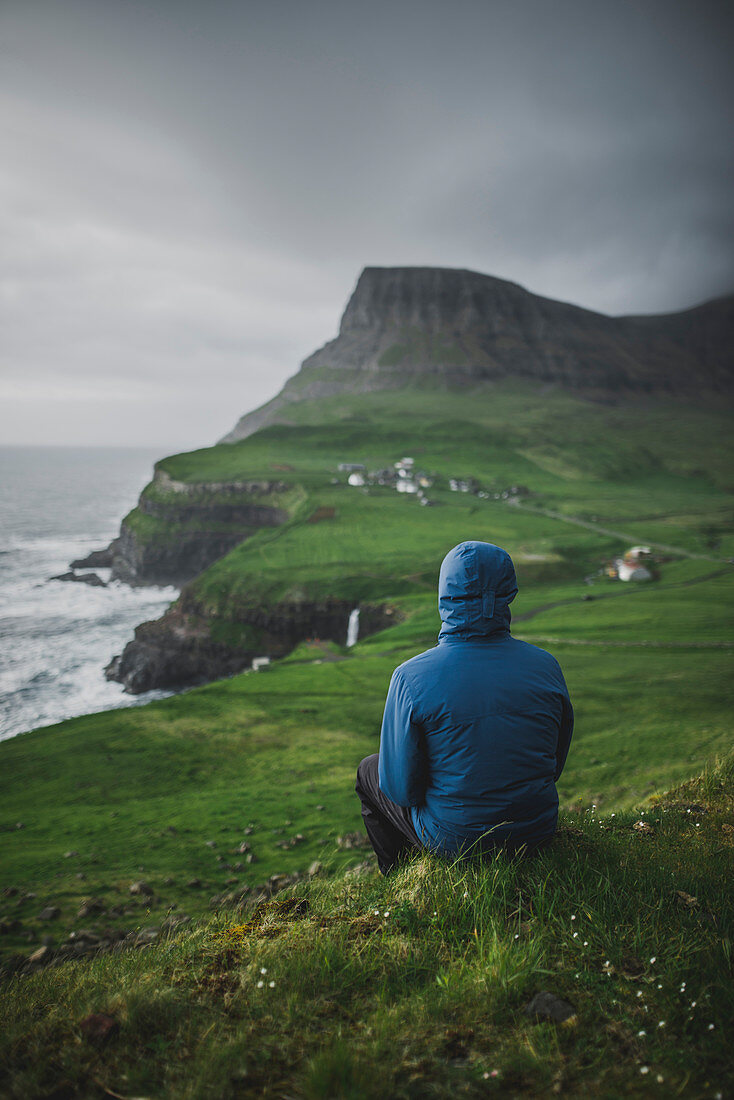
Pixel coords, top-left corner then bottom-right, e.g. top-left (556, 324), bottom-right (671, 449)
top-left (221, 266), bottom-right (734, 441)
top-left (79, 473), bottom-right (295, 587)
top-left (109, 519), bottom-right (275, 587)
top-left (70, 546), bottom-right (115, 569)
top-left (49, 571), bottom-right (107, 587)
top-left (106, 591), bottom-right (397, 694)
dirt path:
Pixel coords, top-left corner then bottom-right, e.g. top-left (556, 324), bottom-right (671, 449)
top-left (506, 500), bottom-right (731, 563)
top-left (513, 567), bottom-right (732, 627)
top-left (513, 566), bottom-right (734, 647)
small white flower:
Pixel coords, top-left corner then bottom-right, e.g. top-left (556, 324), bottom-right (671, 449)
top-left (691, 1001), bottom-right (697, 1008)
top-left (575, 972), bottom-right (580, 978)
top-left (656, 1075), bottom-right (664, 1084)
top-left (649, 956), bottom-right (656, 964)
top-left (637, 1030), bottom-right (646, 1037)
top-left (269, 980), bottom-right (275, 988)
top-left (573, 932), bottom-right (578, 938)
top-left (260, 967), bottom-right (267, 974)
top-left (640, 1066), bottom-right (649, 1075)
top-left (695, 823), bottom-right (700, 828)
top-left (571, 914), bottom-right (576, 921)
top-left (657, 983), bottom-right (663, 990)
top-left (384, 910), bottom-right (390, 916)
top-left (257, 980), bottom-right (263, 988)
top-left (374, 909), bottom-right (380, 915)
top-left (463, 891), bottom-right (468, 898)
top-left (708, 1023), bottom-right (715, 1030)
top-left (514, 933), bottom-right (519, 939)
top-left (636, 990), bottom-right (643, 998)
top-left (658, 1021), bottom-right (665, 1028)
top-left (583, 941), bottom-right (588, 946)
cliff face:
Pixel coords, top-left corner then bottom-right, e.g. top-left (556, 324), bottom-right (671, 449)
top-left (95, 471), bottom-right (298, 587)
top-left (95, 466), bottom-right (397, 692)
top-left (221, 267), bottom-right (734, 442)
top-left (106, 593), bottom-right (397, 694)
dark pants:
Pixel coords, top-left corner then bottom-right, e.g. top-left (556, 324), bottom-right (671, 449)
top-left (355, 753), bottom-right (554, 874)
top-left (355, 754), bottom-right (423, 874)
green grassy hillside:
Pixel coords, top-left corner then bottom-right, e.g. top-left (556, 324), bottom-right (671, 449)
top-left (2, 755), bottom-right (732, 1098)
top-left (1, 384), bottom-right (733, 1095)
top-left (2, 386), bottom-right (733, 962)
top-left (121, 385), bottom-right (734, 663)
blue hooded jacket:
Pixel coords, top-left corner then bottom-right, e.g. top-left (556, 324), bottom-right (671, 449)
top-left (378, 541), bottom-right (573, 854)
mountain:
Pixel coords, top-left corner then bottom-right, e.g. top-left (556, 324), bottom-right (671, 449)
top-left (222, 266), bottom-right (734, 442)
top-left (66, 265), bottom-right (734, 695)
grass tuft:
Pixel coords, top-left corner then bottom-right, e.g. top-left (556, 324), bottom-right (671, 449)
top-left (2, 753), bottom-right (732, 1097)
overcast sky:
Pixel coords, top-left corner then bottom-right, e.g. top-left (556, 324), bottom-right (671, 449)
top-left (2, 0), bottom-right (733, 449)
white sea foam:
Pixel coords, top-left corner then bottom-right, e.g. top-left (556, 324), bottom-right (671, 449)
top-left (0, 446), bottom-right (178, 742)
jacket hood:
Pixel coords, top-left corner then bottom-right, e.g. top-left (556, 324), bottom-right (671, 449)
top-left (438, 541), bottom-right (518, 640)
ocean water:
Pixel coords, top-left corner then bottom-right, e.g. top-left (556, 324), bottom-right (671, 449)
top-left (0, 447), bottom-right (180, 742)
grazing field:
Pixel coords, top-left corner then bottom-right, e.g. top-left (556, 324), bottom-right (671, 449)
top-left (1, 385), bottom-right (732, 1096)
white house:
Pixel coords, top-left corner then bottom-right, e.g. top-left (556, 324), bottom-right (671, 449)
top-left (617, 559), bottom-right (653, 582)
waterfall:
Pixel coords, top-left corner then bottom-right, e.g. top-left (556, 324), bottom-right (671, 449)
top-left (346, 608), bottom-right (360, 648)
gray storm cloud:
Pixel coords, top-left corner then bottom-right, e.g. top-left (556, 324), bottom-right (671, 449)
top-left (1, 0), bottom-right (732, 446)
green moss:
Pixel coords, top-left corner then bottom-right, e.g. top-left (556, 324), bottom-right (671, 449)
top-left (207, 618), bottom-right (264, 651)
top-left (378, 343), bottom-right (409, 366)
top-left (430, 335), bottom-right (468, 366)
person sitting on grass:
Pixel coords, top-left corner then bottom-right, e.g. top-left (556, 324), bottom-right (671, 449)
top-left (355, 540), bottom-right (574, 874)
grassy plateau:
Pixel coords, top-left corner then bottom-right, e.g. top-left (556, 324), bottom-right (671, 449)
top-left (1, 383), bottom-right (733, 1097)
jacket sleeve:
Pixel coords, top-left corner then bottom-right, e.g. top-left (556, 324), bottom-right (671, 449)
top-left (378, 668), bottom-right (426, 807)
top-left (554, 685), bottom-right (574, 781)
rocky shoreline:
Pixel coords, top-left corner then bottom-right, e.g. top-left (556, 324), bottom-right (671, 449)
top-left (66, 466), bottom-right (396, 693)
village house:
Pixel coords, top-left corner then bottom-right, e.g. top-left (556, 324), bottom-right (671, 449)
top-left (340, 456), bottom-right (434, 504)
top-left (608, 545), bottom-right (654, 582)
